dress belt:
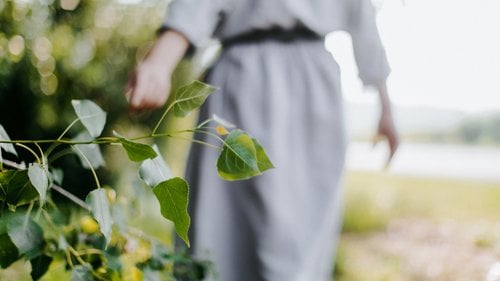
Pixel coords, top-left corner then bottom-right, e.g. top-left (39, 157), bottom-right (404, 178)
top-left (221, 26), bottom-right (322, 48)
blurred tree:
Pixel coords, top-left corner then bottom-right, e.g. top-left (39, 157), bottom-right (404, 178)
top-left (0, 0), bottom-right (170, 197)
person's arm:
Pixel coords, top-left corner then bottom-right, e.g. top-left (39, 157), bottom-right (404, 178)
top-left (126, 29), bottom-right (189, 112)
top-left (375, 83), bottom-right (399, 165)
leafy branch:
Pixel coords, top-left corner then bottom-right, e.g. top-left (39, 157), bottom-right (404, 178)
top-left (0, 80), bottom-right (273, 280)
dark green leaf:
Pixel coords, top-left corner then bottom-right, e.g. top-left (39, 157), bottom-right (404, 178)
top-left (139, 145), bottom-right (172, 187)
top-left (114, 132), bottom-right (157, 162)
top-left (7, 216), bottom-right (44, 259)
top-left (173, 81), bottom-right (217, 117)
top-left (86, 189), bottom-right (113, 246)
top-left (0, 233), bottom-right (19, 268)
top-left (153, 178), bottom-right (190, 246)
top-left (73, 131), bottom-right (105, 169)
top-left (30, 255), bottom-right (53, 280)
top-left (2, 170), bottom-right (38, 209)
top-left (217, 130), bottom-right (260, 180)
top-left (28, 163), bottom-right (50, 204)
top-left (71, 264), bottom-right (93, 281)
top-left (0, 124), bottom-right (18, 157)
top-left (71, 99), bottom-right (107, 138)
top-left (252, 138), bottom-right (274, 173)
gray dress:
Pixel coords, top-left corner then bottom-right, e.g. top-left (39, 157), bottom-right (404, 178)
top-left (162, 1), bottom-right (390, 280)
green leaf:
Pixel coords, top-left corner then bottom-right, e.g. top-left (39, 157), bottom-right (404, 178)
top-left (30, 255), bottom-right (53, 280)
top-left (2, 170), bottom-right (38, 209)
top-left (73, 131), bottom-right (105, 169)
top-left (7, 216), bottom-right (44, 259)
top-left (114, 132), bottom-right (157, 162)
top-left (139, 145), bottom-right (172, 187)
top-left (28, 163), bottom-right (50, 204)
top-left (217, 130), bottom-right (260, 180)
top-left (0, 124), bottom-right (18, 157)
top-left (173, 81), bottom-right (217, 117)
top-left (252, 138), bottom-right (274, 173)
top-left (0, 233), bottom-right (19, 268)
top-left (71, 265), bottom-right (93, 281)
top-left (153, 178), bottom-right (190, 246)
top-left (86, 189), bottom-right (113, 246)
top-left (71, 99), bottom-right (107, 138)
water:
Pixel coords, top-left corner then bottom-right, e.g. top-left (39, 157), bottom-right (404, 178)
top-left (346, 142), bottom-right (500, 183)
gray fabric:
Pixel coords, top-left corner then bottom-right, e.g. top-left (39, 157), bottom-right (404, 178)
top-left (165, 1), bottom-right (390, 280)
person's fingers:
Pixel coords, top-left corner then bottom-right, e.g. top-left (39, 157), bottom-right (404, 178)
top-left (385, 130), bottom-right (400, 168)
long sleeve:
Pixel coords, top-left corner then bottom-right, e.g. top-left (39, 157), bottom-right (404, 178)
top-left (346, 0), bottom-right (391, 86)
top-left (161, 0), bottom-right (228, 48)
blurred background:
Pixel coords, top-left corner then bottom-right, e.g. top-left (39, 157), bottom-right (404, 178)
top-left (0, 0), bottom-right (499, 280)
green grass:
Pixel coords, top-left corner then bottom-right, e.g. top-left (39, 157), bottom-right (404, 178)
top-left (336, 171), bottom-right (500, 281)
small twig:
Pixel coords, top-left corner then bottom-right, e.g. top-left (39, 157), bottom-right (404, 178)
top-left (51, 184), bottom-right (89, 210)
top-left (2, 159), bottom-right (25, 169)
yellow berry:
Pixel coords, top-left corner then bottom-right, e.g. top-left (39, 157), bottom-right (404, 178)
top-left (80, 216), bottom-right (99, 234)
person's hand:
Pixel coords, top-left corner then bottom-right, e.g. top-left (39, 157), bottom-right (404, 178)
top-left (126, 60), bottom-right (171, 112)
top-left (125, 30), bottom-right (189, 112)
top-left (374, 110), bottom-right (399, 167)
top-left (374, 83), bottom-right (400, 167)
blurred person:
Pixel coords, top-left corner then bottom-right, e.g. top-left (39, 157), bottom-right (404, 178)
top-left (126, 0), bottom-right (399, 280)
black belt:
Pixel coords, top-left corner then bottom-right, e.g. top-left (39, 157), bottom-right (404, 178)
top-left (222, 26), bottom-right (322, 48)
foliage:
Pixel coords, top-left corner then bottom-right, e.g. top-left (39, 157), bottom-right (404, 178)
top-left (0, 81), bottom-right (273, 280)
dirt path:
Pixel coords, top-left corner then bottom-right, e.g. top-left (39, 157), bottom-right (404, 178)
top-left (337, 218), bottom-right (500, 281)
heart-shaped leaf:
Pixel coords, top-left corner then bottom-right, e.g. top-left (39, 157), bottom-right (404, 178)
top-left (86, 189), bottom-right (113, 246)
top-left (139, 145), bottom-right (173, 187)
top-left (30, 255), bottom-right (53, 281)
top-left (114, 132), bottom-right (157, 162)
top-left (7, 216), bottom-right (44, 259)
top-left (153, 177), bottom-right (190, 246)
top-left (217, 130), bottom-right (273, 180)
top-left (71, 100), bottom-right (107, 138)
top-left (217, 130), bottom-right (259, 180)
top-left (28, 163), bottom-right (50, 204)
top-left (173, 81), bottom-right (217, 117)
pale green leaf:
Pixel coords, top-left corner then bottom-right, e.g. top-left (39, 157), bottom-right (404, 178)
top-left (71, 99), bottom-right (107, 138)
top-left (114, 132), bottom-right (157, 162)
top-left (7, 216), bottom-right (44, 259)
top-left (0, 124), bottom-right (18, 157)
top-left (139, 145), bottom-right (173, 187)
top-left (28, 163), bottom-right (49, 204)
top-left (153, 178), bottom-right (190, 246)
top-left (173, 81), bottom-right (217, 117)
top-left (73, 131), bottom-right (105, 169)
top-left (217, 130), bottom-right (260, 180)
top-left (86, 189), bottom-right (113, 246)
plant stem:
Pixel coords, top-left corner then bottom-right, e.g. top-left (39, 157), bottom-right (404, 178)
top-left (58, 118), bottom-right (80, 141)
top-left (196, 118), bottom-right (213, 129)
top-left (51, 184), bottom-right (89, 210)
top-left (72, 145), bottom-right (101, 189)
top-left (152, 102), bottom-right (176, 135)
top-left (15, 143), bottom-right (41, 163)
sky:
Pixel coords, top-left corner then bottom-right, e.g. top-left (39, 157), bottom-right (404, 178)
top-left (325, 0), bottom-right (500, 113)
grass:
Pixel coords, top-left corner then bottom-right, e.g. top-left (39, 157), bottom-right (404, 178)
top-left (336, 171), bottom-right (500, 281)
